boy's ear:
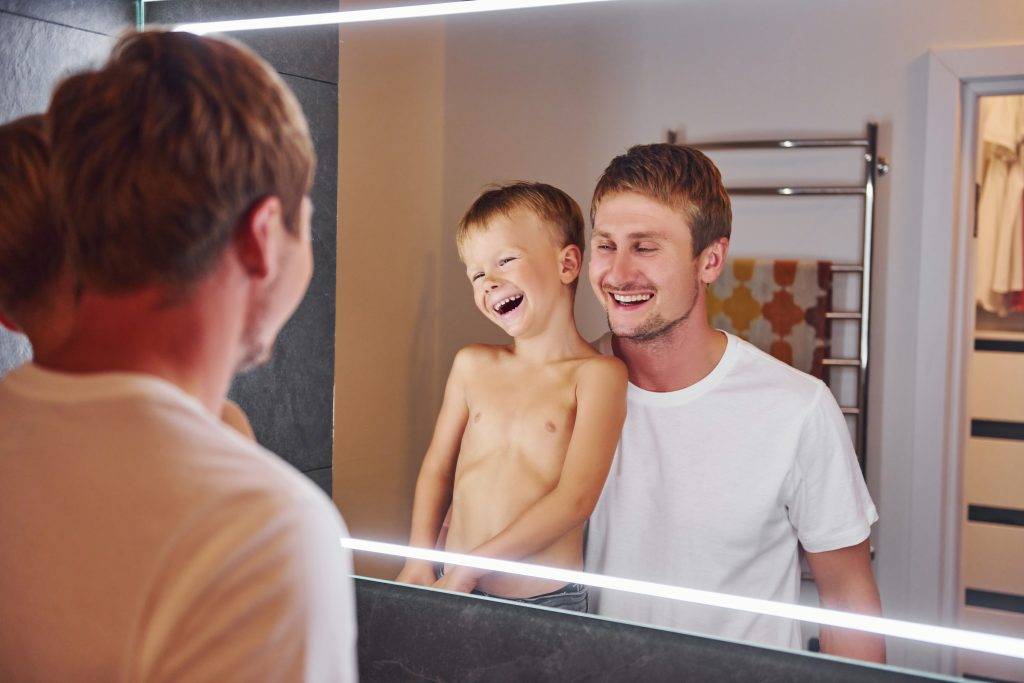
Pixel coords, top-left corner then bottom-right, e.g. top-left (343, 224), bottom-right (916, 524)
top-left (559, 244), bottom-right (583, 285)
top-left (234, 196), bottom-right (283, 280)
top-left (698, 237), bottom-right (729, 285)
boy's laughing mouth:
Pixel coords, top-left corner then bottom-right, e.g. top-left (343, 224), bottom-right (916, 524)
top-left (492, 293), bottom-right (525, 316)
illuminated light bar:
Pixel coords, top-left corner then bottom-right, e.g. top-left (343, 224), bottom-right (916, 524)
top-left (341, 537), bottom-right (1024, 661)
top-left (174, 0), bottom-right (623, 35)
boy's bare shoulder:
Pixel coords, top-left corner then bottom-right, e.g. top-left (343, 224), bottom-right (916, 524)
top-left (452, 343), bottom-right (510, 373)
top-left (574, 353), bottom-right (628, 385)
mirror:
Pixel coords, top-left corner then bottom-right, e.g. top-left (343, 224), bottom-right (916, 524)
top-left (130, 3), bottom-right (1024, 681)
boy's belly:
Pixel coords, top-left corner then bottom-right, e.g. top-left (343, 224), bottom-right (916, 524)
top-left (445, 453), bottom-right (584, 598)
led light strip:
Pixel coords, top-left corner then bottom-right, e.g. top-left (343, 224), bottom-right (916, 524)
top-left (341, 537), bottom-right (1024, 660)
top-left (173, 0), bottom-right (622, 35)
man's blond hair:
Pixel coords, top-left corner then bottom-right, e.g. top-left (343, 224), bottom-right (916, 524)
top-left (0, 114), bottom-right (61, 319)
top-left (592, 143), bottom-right (732, 257)
top-left (48, 30), bottom-right (315, 293)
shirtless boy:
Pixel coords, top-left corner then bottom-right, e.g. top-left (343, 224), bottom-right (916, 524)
top-left (397, 182), bottom-right (627, 608)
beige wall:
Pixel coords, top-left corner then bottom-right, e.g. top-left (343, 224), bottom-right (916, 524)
top-left (334, 16), bottom-right (446, 577)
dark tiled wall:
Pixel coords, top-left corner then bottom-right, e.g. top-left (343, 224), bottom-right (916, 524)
top-left (356, 578), bottom-right (944, 683)
top-left (0, 2), bottom-right (130, 375)
top-left (0, 2), bottom-right (339, 496)
top-left (151, 0), bottom-right (341, 497)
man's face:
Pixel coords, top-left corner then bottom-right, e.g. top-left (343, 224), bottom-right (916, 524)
top-left (237, 196), bottom-right (314, 371)
top-left (589, 192), bottom-right (702, 342)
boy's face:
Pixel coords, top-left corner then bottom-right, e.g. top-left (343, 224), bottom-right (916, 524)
top-left (462, 210), bottom-right (572, 339)
top-left (589, 192), bottom-right (705, 341)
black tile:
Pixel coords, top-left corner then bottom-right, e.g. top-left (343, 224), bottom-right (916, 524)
top-left (0, 329), bottom-right (31, 377)
top-left (0, 11), bottom-right (114, 118)
top-left (355, 578), bottom-right (944, 683)
top-left (975, 338), bottom-right (1024, 353)
top-left (965, 588), bottom-right (1024, 615)
top-left (968, 504), bottom-right (1024, 527)
top-left (144, 0), bottom-right (339, 84)
top-left (0, 1), bottom-right (133, 36)
top-left (305, 466), bottom-right (332, 497)
top-left (228, 76), bottom-right (337, 475)
top-left (971, 419), bottom-right (1024, 441)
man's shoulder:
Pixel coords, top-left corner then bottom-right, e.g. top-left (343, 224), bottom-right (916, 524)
top-left (729, 336), bottom-right (825, 401)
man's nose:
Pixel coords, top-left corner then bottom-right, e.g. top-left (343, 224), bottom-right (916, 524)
top-left (608, 252), bottom-right (633, 286)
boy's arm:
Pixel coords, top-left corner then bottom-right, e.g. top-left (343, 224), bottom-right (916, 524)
top-left (435, 357), bottom-right (626, 593)
top-left (396, 351), bottom-right (471, 585)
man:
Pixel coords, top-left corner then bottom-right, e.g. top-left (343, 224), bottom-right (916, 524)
top-left (584, 143), bottom-right (885, 662)
top-left (0, 31), bottom-right (357, 681)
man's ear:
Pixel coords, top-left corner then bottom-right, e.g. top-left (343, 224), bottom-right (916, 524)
top-left (234, 196), bottom-right (284, 280)
top-left (698, 237), bottom-right (730, 285)
top-left (559, 244), bottom-right (583, 285)
top-left (0, 310), bottom-right (22, 334)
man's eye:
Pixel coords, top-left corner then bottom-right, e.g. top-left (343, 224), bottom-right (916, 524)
top-left (635, 245), bottom-right (657, 253)
top-left (596, 244), bottom-right (614, 251)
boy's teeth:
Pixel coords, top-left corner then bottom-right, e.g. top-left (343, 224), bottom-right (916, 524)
top-left (612, 293), bottom-right (653, 303)
top-left (492, 294), bottom-right (523, 312)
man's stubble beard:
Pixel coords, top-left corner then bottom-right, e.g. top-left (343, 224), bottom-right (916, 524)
top-left (609, 276), bottom-right (702, 344)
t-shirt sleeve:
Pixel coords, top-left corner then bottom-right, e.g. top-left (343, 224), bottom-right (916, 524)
top-left (785, 382), bottom-right (878, 554)
top-left (128, 491), bottom-right (358, 682)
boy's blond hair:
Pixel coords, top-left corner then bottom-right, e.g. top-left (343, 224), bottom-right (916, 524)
top-left (48, 30), bottom-right (315, 294)
top-left (0, 114), bottom-right (61, 319)
top-left (458, 182), bottom-right (585, 269)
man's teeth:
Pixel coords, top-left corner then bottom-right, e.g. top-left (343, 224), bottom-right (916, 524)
top-left (492, 294), bottom-right (523, 312)
top-left (612, 293), bottom-right (653, 303)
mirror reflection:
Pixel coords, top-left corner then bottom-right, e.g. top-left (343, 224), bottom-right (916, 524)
top-left (1, 0), bottom-right (1022, 681)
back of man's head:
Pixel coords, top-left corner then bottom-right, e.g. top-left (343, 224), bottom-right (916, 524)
top-left (0, 114), bottom-right (60, 325)
top-left (47, 30), bottom-right (315, 295)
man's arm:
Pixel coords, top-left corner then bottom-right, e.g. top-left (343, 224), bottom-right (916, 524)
top-left (396, 349), bottom-right (471, 585)
top-left (435, 357), bottom-right (627, 593)
top-left (805, 539), bottom-right (886, 663)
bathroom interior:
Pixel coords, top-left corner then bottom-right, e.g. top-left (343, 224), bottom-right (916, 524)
top-left (1, 0), bottom-right (1023, 680)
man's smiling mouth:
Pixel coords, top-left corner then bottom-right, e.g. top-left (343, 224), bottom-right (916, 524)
top-left (609, 292), bottom-right (653, 307)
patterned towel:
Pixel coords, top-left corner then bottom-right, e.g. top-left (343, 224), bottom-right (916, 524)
top-left (707, 259), bottom-right (833, 379)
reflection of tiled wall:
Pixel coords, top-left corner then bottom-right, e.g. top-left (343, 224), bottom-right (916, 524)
top-left (0, 2), bottom-right (131, 376)
top-left (145, 1), bottom-right (340, 497)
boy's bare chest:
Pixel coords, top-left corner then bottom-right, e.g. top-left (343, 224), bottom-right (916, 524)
top-left (462, 367), bottom-right (578, 451)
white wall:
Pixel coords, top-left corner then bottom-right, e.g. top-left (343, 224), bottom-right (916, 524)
top-left (433, 0), bottom-right (1024, 664)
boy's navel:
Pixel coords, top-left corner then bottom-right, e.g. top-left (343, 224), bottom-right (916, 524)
top-left (545, 421), bottom-right (557, 433)
top-left (474, 412), bottom-right (482, 423)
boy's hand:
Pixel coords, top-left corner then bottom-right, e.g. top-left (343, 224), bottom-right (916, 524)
top-left (432, 565), bottom-right (482, 594)
top-left (396, 560), bottom-right (436, 586)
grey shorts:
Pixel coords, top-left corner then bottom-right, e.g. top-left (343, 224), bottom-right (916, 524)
top-left (473, 582), bottom-right (590, 613)
top-left (436, 567), bottom-right (589, 613)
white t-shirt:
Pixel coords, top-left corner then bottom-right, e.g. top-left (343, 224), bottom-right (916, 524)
top-left (585, 332), bottom-right (877, 650)
top-left (0, 364), bottom-right (358, 682)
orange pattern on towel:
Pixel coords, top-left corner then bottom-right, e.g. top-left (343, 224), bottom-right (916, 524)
top-left (708, 259), bottom-right (833, 379)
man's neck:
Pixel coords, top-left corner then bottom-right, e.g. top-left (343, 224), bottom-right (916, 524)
top-left (612, 317), bottom-right (728, 393)
top-left (34, 277), bottom-right (244, 414)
